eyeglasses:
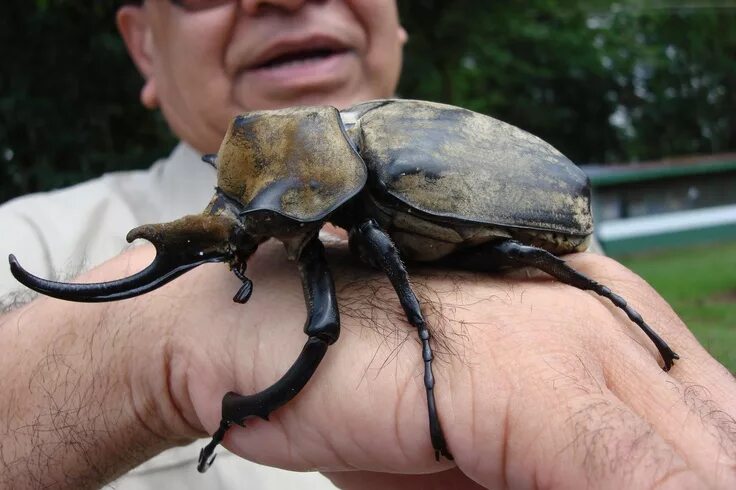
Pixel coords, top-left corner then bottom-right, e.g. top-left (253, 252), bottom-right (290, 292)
top-left (169, 0), bottom-right (234, 11)
top-left (129, 0), bottom-right (248, 13)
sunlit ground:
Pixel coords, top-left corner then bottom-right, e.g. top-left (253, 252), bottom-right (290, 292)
top-left (620, 241), bottom-right (736, 372)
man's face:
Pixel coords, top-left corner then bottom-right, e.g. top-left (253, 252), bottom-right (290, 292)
top-left (120, 0), bottom-right (406, 153)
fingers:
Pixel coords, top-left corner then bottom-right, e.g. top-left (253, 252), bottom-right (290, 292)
top-left (171, 244), bottom-right (735, 488)
top-left (425, 254), bottom-right (721, 488)
top-left (603, 328), bottom-right (736, 488)
top-left (605, 351), bottom-right (736, 488)
top-left (557, 254), bottom-right (736, 487)
top-left (593, 257), bottom-right (736, 409)
top-left (451, 347), bottom-right (706, 489)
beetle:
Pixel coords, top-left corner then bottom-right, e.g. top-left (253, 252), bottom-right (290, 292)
top-left (9, 99), bottom-right (678, 473)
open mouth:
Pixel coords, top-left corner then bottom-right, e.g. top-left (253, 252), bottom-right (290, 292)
top-left (253, 47), bottom-right (349, 70)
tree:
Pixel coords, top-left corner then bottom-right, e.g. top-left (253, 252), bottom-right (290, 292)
top-left (398, 0), bottom-right (736, 163)
top-left (1, 1), bottom-right (734, 202)
top-left (0, 1), bottom-right (175, 203)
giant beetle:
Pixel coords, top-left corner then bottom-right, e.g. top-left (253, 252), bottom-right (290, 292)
top-left (9, 99), bottom-right (678, 472)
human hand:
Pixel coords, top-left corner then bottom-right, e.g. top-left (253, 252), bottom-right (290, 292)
top-left (127, 240), bottom-right (735, 489)
top-left (5, 240), bottom-right (734, 489)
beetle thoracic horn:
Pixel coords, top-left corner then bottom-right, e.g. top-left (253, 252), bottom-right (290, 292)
top-left (8, 214), bottom-right (237, 303)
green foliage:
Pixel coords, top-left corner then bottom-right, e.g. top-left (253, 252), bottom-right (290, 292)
top-left (398, 0), bottom-right (736, 164)
top-left (603, 4), bottom-right (736, 159)
top-left (0, 1), bottom-right (175, 203)
top-left (1, 1), bottom-right (734, 202)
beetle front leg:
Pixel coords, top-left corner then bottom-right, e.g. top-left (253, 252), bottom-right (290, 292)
top-left (231, 262), bottom-right (254, 304)
top-left (349, 219), bottom-right (452, 461)
top-left (198, 238), bottom-right (340, 472)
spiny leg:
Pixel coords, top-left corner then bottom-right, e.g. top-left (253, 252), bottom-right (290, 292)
top-left (198, 238), bottom-right (340, 472)
top-left (231, 263), bottom-right (253, 304)
top-left (198, 338), bottom-right (329, 472)
top-left (349, 219), bottom-right (452, 461)
top-left (485, 239), bottom-right (679, 371)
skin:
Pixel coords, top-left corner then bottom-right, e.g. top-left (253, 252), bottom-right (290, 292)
top-left (2, 242), bottom-right (735, 489)
top-left (2, 0), bottom-right (735, 488)
top-left (117, 0), bottom-right (407, 153)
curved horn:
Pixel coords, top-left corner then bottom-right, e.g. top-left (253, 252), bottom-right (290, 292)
top-left (9, 214), bottom-right (237, 303)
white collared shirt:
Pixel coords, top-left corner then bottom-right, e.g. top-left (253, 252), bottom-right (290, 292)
top-left (0, 143), bottom-right (334, 489)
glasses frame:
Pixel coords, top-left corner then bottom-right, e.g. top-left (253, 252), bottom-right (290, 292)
top-left (168, 0), bottom-right (234, 12)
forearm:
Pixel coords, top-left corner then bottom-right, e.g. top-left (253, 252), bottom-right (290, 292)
top-left (0, 249), bottom-right (198, 488)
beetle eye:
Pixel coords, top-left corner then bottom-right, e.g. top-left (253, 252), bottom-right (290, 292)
top-left (202, 154), bottom-right (218, 168)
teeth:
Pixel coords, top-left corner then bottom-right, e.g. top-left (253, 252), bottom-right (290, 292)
top-left (259, 49), bottom-right (338, 70)
top-left (268, 56), bottom-right (328, 70)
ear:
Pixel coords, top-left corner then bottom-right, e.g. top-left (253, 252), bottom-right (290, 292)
top-left (117, 5), bottom-right (159, 109)
top-left (398, 26), bottom-right (408, 46)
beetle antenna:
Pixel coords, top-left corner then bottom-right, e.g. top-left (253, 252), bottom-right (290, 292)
top-left (202, 154), bottom-right (218, 169)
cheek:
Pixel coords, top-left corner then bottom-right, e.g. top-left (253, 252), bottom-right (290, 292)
top-left (347, 0), bottom-right (404, 88)
top-left (162, 36), bottom-right (224, 90)
top-left (152, 9), bottom-right (235, 103)
top-left (153, 28), bottom-right (240, 145)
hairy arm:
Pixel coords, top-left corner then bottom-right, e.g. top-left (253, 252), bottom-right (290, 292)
top-left (0, 247), bottom-right (201, 488)
top-left (1, 241), bottom-right (734, 489)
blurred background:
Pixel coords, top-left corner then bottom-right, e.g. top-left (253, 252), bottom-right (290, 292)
top-left (1, 0), bottom-right (734, 368)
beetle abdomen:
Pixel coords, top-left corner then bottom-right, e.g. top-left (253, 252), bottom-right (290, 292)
top-left (349, 99), bottom-right (593, 238)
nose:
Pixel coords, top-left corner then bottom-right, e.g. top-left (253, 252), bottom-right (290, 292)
top-left (239, 0), bottom-right (312, 15)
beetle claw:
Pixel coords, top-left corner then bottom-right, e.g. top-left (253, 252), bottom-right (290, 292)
top-left (197, 448), bottom-right (217, 473)
top-left (662, 349), bottom-right (680, 372)
top-left (232, 278), bottom-right (253, 304)
top-left (434, 447), bottom-right (454, 461)
top-left (197, 420), bottom-right (231, 473)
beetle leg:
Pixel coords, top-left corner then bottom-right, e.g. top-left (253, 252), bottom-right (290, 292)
top-left (348, 219), bottom-right (453, 461)
top-left (198, 237), bottom-right (339, 473)
top-left (483, 239), bottom-right (679, 371)
top-left (231, 263), bottom-right (254, 304)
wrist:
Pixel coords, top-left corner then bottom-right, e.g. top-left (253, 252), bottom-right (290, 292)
top-left (0, 246), bottom-right (202, 487)
top-left (95, 246), bottom-right (207, 444)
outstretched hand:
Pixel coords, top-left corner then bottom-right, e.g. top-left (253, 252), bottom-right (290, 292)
top-left (5, 239), bottom-right (734, 489)
top-left (120, 239), bottom-right (735, 489)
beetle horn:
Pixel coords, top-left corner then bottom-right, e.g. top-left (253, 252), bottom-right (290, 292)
top-left (9, 214), bottom-right (237, 303)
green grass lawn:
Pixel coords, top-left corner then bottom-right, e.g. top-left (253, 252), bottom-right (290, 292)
top-left (618, 241), bottom-right (736, 372)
